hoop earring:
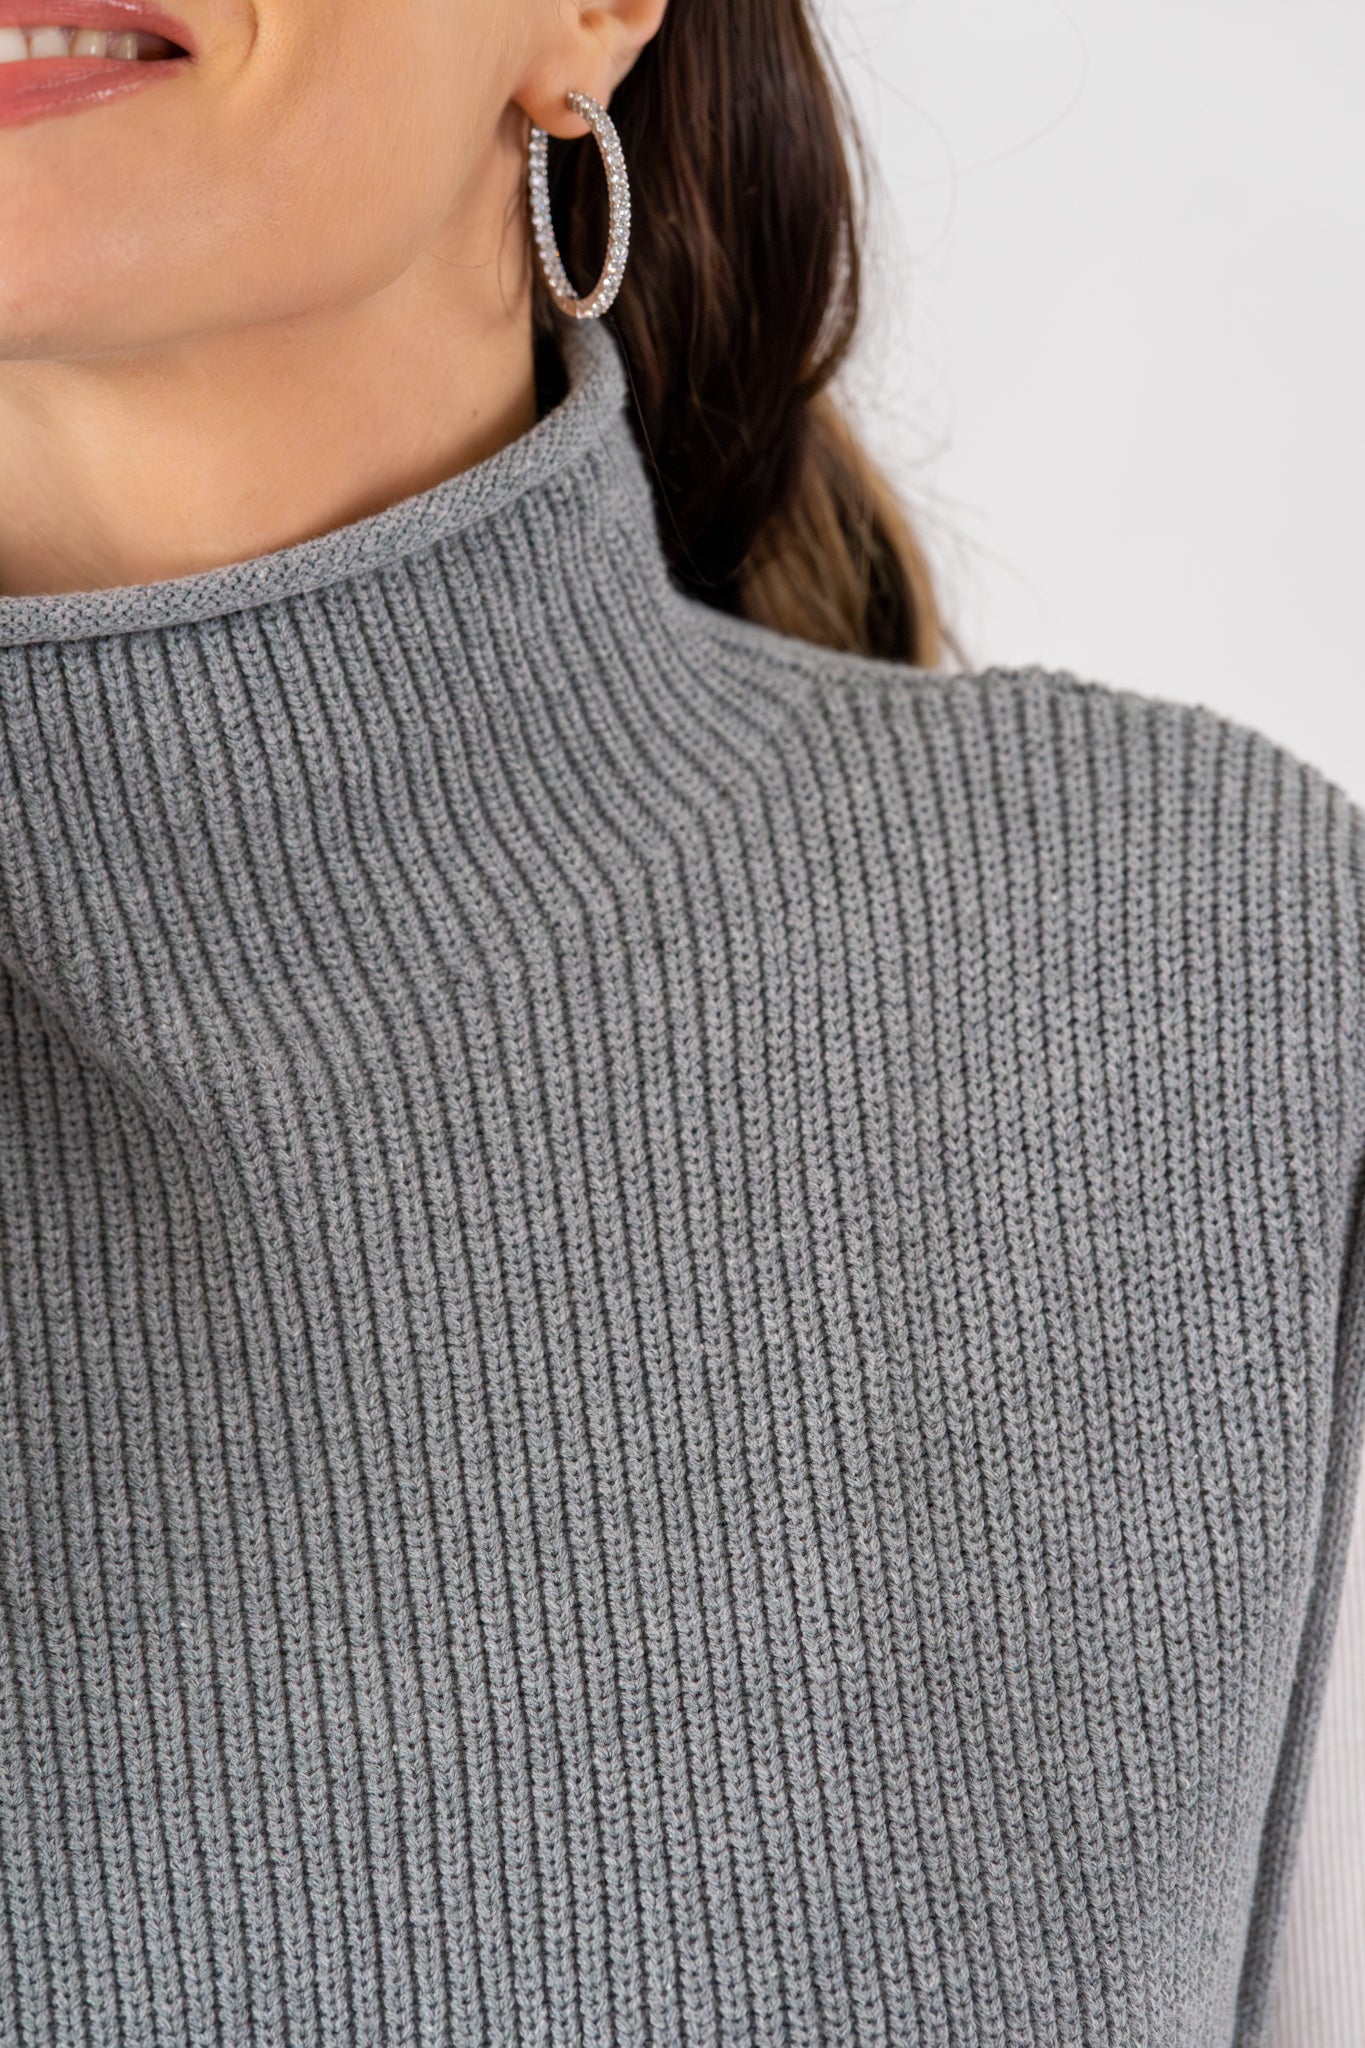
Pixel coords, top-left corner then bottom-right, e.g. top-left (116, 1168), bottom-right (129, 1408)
top-left (527, 90), bottom-right (631, 321)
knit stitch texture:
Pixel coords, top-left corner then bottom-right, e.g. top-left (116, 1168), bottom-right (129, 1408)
top-left (0, 316), bottom-right (1362, 2048)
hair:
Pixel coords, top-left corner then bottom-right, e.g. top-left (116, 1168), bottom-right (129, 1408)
top-left (528, 0), bottom-right (960, 670)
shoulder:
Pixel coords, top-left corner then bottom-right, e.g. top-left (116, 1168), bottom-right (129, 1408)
top-left (691, 596), bottom-right (1355, 834)
top-left (682, 598), bottom-right (1365, 1168)
top-left (685, 596), bottom-right (1365, 941)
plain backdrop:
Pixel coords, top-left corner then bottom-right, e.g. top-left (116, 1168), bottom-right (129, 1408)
top-left (819, 1), bottom-right (1365, 2038)
top-left (825, 0), bottom-right (1365, 801)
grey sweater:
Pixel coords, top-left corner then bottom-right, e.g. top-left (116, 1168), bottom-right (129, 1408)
top-left (0, 313), bottom-right (1361, 2048)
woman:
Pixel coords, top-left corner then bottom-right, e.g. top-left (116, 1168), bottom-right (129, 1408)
top-left (0, 3), bottom-right (1359, 2044)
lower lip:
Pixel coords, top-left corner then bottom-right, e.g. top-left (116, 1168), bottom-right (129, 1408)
top-left (0, 56), bottom-right (191, 130)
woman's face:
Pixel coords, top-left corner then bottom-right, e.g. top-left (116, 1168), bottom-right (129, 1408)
top-left (0, 0), bottom-right (612, 359)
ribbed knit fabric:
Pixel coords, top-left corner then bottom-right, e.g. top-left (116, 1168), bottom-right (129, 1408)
top-left (0, 314), bottom-right (1363, 2048)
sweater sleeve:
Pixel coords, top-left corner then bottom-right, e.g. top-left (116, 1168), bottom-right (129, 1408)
top-left (1234, 792), bottom-right (1365, 2046)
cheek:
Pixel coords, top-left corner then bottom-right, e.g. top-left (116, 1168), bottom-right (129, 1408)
top-left (237, 0), bottom-right (521, 301)
top-left (0, 22), bottom-right (491, 353)
top-left (194, 36), bottom-right (487, 314)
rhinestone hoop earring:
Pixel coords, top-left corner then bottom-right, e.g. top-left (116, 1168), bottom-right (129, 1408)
top-left (527, 91), bottom-right (631, 321)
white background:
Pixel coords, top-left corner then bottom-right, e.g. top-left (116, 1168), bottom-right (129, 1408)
top-left (821, 1), bottom-right (1365, 2037)
top-left (826, 0), bottom-right (1365, 802)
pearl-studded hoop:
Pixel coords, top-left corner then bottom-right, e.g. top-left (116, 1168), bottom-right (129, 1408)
top-left (527, 91), bottom-right (631, 321)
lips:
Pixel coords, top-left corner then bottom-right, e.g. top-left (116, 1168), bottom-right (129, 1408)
top-left (0, 9), bottom-right (193, 127)
top-left (0, 4), bottom-right (196, 58)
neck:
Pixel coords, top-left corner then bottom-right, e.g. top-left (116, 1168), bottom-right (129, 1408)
top-left (0, 310), bottom-right (716, 1059)
top-left (0, 309), bottom-right (677, 645)
top-left (0, 258), bottom-right (538, 601)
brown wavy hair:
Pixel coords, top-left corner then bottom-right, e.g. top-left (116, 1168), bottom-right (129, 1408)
top-left (528, 0), bottom-right (958, 669)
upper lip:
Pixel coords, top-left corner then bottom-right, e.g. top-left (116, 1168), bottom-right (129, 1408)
top-left (0, 2), bottom-right (196, 56)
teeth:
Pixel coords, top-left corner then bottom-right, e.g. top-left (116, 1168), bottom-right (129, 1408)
top-left (0, 25), bottom-right (178, 62)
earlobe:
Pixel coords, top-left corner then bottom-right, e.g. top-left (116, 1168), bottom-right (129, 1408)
top-left (515, 84), bottom-right (603, 146)
top-left (516, 0), bottom-right (670, 139)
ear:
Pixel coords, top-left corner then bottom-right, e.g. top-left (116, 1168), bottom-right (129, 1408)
top-left (514, 0), bottom-right (671, 140)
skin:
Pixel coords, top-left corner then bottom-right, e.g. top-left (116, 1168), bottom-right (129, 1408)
top-left (0, 0), bottom-right (669, 596)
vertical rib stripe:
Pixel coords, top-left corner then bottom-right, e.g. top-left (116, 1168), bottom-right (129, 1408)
top-left (0, 315), bottom-right (1361, 2047)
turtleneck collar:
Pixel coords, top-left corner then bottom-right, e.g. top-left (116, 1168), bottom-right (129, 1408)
top-left (0, 312), bottom-right (783, 1050)
top-left (0, 316), bottom-right (663, 647)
